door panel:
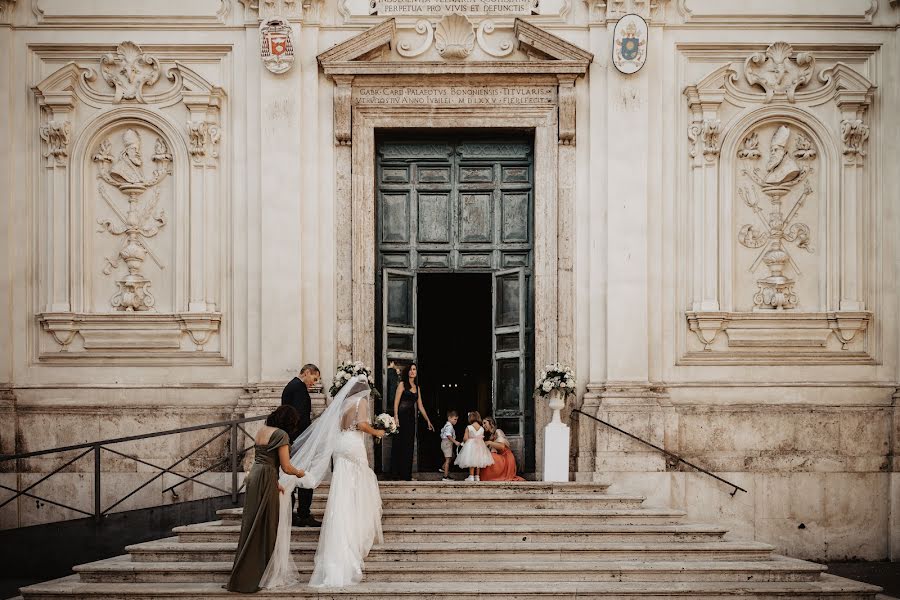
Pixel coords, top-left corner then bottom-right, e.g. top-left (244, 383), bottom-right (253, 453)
top-left (492, 267), bottom-right (527, 464)
top-left (383, 269), bottom-right (416, 365)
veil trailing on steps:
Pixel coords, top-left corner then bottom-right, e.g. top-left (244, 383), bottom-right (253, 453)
top-left (260, 374), bottom-right (376, 589)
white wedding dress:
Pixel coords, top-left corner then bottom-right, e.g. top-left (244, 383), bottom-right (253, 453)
top-left (260, 375), bottom-right (383, 589)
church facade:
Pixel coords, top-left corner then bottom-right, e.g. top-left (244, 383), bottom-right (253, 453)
top-left (1, 0), bottom-right (898, 561)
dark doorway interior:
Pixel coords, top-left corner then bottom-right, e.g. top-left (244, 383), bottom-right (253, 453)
top-left (416, 273), bottom-right (492, 472)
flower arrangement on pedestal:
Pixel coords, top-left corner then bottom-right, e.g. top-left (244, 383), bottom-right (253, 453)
top-left (536, 364), bottom-right (576, 421)
top-left (330, 360), bottom-right (382, 402)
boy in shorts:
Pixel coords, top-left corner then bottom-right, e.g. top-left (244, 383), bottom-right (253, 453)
top-left (439, 410), bottom-right (462, 481)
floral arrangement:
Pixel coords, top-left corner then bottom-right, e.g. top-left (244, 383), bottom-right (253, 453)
top-left (330, 360), bottom-right (382, 401)
top-left (373, 413), bottom-right (398, 435)
top-left (535, 363), bottom-right (576, 397)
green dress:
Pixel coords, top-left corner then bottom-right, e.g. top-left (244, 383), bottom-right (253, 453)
top-left (226, 428), bottom-right (289, 593)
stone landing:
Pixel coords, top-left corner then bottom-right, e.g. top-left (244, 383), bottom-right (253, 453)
top-left (17, 481), bottom-right (881, 599)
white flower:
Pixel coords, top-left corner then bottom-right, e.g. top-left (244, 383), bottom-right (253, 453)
top-left (542, 380), bottom-right (553, 392)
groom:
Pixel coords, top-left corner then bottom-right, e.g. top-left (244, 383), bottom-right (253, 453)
top-left (281, 363), bottom-right (321, 527)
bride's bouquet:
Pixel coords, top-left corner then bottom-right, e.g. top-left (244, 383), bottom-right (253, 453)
top-left (373, 413), bottom-right (397, 444)
top-left (330, 360), bottom-right (382, 401)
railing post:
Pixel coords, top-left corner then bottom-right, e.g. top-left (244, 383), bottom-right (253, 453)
top-left (93, 444), bottom-right (101, 522)
top-left (230, 423), bottom-right (238, 504)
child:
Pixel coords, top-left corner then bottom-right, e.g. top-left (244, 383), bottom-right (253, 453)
top-left (454, 411), bottom-right (494, 481)
top-left (439, 411), bottom-right (462, 481)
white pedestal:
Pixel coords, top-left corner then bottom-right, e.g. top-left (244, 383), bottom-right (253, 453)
top-left (542, 421), bottom-right (570, 482)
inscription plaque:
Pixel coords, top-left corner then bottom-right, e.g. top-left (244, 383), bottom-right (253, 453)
top-left (375, 0), bottom-right (537, 16)
top-left (354, 85), bottom-right (556, 106)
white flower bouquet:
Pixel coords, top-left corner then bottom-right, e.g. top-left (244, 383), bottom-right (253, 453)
top-left (535, 363), bottom-right (576, 398)
top-left (330, 360), bottom-right (382, 402)
top-left (373, 413), bottom-right (398, 435)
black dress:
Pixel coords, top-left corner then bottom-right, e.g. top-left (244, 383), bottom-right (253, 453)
top-left (391, 384), bottom-right (418, 481)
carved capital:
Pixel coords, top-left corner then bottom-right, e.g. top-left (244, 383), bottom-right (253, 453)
top-left (0, 0), bottom-right (16, 24)
top-left (583, 0), bottom-right (668, 24)
top-left (687, 118), bottom-right (720, 162)
top-left (39, 119), bottom-right (72, 165)
top-left (187, 120), bottom-right (222, 164)
top-left (841, 118), bottom-right (869, 164)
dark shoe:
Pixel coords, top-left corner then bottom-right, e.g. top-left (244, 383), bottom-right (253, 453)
top-left (294, 515), bottom-right (322, 527)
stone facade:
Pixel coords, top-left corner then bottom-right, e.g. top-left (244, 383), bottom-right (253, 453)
top-left (0, 0), bottom-right (898, 561)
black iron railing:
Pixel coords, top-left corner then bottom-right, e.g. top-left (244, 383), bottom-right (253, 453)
top-left (0, 415), bottom-right (267, 523)
top-left (571, 408), bottom-right (748, 497)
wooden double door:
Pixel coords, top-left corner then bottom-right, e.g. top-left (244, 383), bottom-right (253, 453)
top-left (375, 135), bottom-right (536, 473)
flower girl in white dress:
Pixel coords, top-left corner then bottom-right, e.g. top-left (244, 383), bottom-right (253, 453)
top-left (454, 411), bottom-right (494, 481)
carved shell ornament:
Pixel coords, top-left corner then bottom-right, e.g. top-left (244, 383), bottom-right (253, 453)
top-left (744, 42), bottom-right (815, 103)
top-left (434, 13), bottom-right (476, 60)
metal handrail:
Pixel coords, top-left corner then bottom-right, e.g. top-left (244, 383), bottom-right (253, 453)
top-left (0, 414), bottom-right (268, 523)
top-left (571, 408), bottom-right (748, 497)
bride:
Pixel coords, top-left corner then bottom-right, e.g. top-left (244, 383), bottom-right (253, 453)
top-left (259, 374), bottom-right (385, 588)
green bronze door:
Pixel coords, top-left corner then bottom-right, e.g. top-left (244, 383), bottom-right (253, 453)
top-left (376, 136), bottom-right (535, 472)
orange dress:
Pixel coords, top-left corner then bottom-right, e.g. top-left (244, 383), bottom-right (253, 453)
top-left (480, 429), bottom-right (525, 481)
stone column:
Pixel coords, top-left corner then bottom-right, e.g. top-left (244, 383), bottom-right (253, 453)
top-left (333, 75), bottom-right (353, 363)
top-left (593, 17), bottom-right (673, 478)
top-left (259, 20), bottom-right (304, 382)
top-left (0, 7), bottom-right (12, 382)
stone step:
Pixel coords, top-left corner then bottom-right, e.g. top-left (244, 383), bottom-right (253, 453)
top-left (73, 555), bottom-right (827, 584)
top-left (306, 492), bottom-right (646, 510)
top-left (125, 538), bottom-right (776, 563)
top-left (19, 574), bottom-right (882, 599)
top-left (216, 506), bottom-right (688, 525)
top-left (173, 521), bottom-right (728, 544)
top-left (339, 481), bottom-right (612, 495)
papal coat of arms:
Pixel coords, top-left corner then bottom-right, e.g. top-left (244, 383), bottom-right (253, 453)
top-left (260, 18), bottom-right (295, 74)
top-left (613, 14), bottom-right (648, 75)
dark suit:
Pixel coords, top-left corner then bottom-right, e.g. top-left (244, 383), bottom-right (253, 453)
top-left (281, 377), bottom-right (313, 519)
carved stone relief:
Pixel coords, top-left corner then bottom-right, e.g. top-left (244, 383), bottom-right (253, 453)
top-left (39, 120), bottom-right (71, 164)
top-left (394, 14), bottom-right (516, 61)
top-left (93, 127), bottom-right (173, 312)
top-left (744, 42), bottom-right (815, 103)
top-left (100, 42), bottom-right (162, 103)
top-left (736, 123), bottom-right (816, 311)
top-left (682, 42), bottom-right (876, 363)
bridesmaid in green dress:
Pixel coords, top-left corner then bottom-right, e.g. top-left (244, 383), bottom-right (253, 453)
top-left (226, 406), bottom-right (306, 593)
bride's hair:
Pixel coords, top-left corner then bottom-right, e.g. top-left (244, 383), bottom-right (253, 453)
top-left (468, 411), bottom-right (482, 425)
top-left (266, 405), bottom-right (300, 433)
top-left (402, 362), bottom-right (418, 388)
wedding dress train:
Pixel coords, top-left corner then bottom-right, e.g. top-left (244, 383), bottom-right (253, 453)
top-left (260, 375), bottom-right (383, 589)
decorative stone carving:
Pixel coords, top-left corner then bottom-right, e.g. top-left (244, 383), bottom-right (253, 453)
top-left (841, 118), bottom-right (869, 162)
top-left (791, 134), bottom-right (817, 160)
top-left (259, 18), bottom-right (295, 74)
top-left (737, 132), bottom-right (762, 160)
top-left (737, 125), bottom-right (815, 310)
top-left (687, 118), bottom-right (719, 160)
top-left (476, 20), bottom-right (514, 58)
top-left (39, 120), bottom-right (71, 163)
top-left (434, 13), bottom-right (475, 60)
top-left (397, 20), bottom-right (434, 58)
top-left (94, 128), bottom-right (172, 311)
top-left (100, 42), bottom-right (162, 103)
top-left (744, 42), bottom-right (815, 103)
top-left (585, 0), bottom-right (667, 22)
top-left (0, 0), bottom-right (16, 23)
top-left (187, 120), bottom-right (221, 163)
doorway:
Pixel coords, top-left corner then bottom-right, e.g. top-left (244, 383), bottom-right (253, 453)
top-left (416, 273), bottom-right (492, 471)
top-left (374, 133), bottom-right (536, 475)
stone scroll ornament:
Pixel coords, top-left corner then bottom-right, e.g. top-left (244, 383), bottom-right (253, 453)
top-left (94, 129), bottom-right (172, 311)
top-left (736, 124), bottom-right (815, 311)
top-left (259, 17), bottom-right (295, 74)
top-left (612, 14), bottom-right (647, 75)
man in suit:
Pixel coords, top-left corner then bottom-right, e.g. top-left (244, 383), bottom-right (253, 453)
top-left (281, 363), bottom-right (321, 527)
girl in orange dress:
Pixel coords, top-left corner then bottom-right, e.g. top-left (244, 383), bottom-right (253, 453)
top-left (480, 417), bottom-right (525, 482)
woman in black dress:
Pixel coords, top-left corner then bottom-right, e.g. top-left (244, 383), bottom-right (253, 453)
top-left (390, 363), bottom-right (434, 480)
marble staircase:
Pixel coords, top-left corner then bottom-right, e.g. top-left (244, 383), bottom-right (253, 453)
top-left (17, 481), bottom-right (882, 599)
